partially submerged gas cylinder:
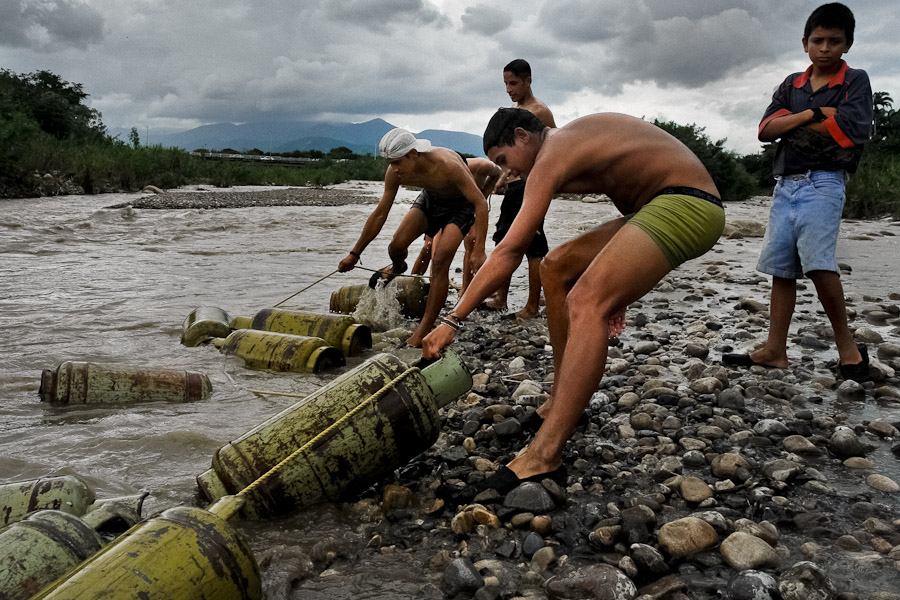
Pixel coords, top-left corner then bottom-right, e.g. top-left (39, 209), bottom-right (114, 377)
top-left (330, 276), bottom-right (429, 319)
top-left (181, 306), bottom-right (233, 347)
top-left (242, 308), bottom-right (371, 357)
top-left (197, 350), bottom-right (471, 518)
top-left (213, 329), bottom-right (344, 373)
top-left (39, 361), bottom-right (212, 404)
top-left (0, 475), bottom-right (94, 526)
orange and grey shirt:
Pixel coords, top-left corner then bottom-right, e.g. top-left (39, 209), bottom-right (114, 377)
top-left (759, 60), bottom-right (872, 175)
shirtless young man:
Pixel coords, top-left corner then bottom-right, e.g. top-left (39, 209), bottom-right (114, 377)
top-left (423, 109), bottom-right (725, 501)
top-left (485, 59), bottom-right (557, 319)
top-left (338, 128), bottom-right (500, 347)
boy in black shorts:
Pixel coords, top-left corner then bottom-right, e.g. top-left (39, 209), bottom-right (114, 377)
top-left (338, 128), bottom-right (500, 347)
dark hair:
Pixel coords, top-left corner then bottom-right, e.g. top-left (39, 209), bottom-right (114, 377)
top-left (804, 3), bottom-right (855, 45)
top-left (503, 59), bottom-right (531, 79)
top-left (483, 108), bottom-right (545, 154)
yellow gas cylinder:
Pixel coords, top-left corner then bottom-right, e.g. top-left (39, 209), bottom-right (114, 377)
top-left (230, 316), bottom-right (252, 330)
top-left (330, 276), bottom-right (429, 319)
top-left (181, 306), bottom-right (233, 347)
top-left (30, 506), bottom-right (261, 600)
top-left (214, 329), bottom-right (344, 373)
top-left (0, 510), bottom-right (104, 600)
top-left (39, 361), bottom-right (213, 404)
top-left (244, 308), bottom-right (372, 357)
top-left (196, 351), bottom-right (471, 518)
top-left (0, 476), bottom-right (95, 526)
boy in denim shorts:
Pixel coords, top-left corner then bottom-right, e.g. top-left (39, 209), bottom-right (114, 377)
top-left (723, 3), bottom-right (872, 381)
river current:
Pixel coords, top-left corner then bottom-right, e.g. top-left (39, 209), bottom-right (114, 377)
top-left (1, 183), bottom-right (899, 598)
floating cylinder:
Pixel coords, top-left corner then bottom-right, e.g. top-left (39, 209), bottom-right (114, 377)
top-left (0, 510), bottom-right (104, 600)
top-left (181, 306), bottom-right (232, 347)
top-left (215, 329), bottom-right (344, 373)
top-left (196, 351), bottom-right (471, 518)
top-left (330, 277), bottom-right (429, 319)
top-left (39, 361), bottom-right (212, 404)
top-left (29, 506), bottom-right (261, 600)
top-left (0, 476), bottom-right (95, 526)
top-left (245, 308), bottom-right (372, 357)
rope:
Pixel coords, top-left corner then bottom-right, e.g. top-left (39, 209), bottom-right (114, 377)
top-left (273, 270), bottom-right (339, 307)
top-left (234, 366), bottom-right (420, 502)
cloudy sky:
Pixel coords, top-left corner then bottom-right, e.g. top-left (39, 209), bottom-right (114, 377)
top-left (2, 0), bottom-right (896, 154)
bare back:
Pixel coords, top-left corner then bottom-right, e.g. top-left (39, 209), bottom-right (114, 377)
top-left (534, 113), bottom-right (718, 213)
top-left (392, 147), bottom-right (474, 196)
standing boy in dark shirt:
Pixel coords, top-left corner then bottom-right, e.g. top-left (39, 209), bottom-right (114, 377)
top-left (723, 2), bottom-right (873, 381)
top-left (485, 59), bottom-right (556, 319)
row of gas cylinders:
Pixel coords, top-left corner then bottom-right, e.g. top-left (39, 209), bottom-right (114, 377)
top-left (13, 276), bottom-right (474, 598)
top-left (37, 277), bottom-right (429, 405)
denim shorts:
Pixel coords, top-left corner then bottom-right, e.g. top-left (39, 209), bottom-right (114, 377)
top-left (756, 170), bottom-right (846, 279)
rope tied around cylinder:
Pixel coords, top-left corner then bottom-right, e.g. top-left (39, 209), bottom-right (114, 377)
top-left (210, 365), bottom-right (421, 521)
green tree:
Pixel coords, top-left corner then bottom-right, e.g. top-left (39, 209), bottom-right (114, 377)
top-left (327, 146), bottom-right (355, 159)
top-left (653, 119), bottom-right (758, 202)
top-left (129, 127), bottom-right (140, 148)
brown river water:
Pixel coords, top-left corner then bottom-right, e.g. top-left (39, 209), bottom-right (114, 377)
top-left (1, 183), bottom-right (899, 598)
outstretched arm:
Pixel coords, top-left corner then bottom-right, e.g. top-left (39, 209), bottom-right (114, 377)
top-left (423, 171), bottom-right (553, 358)
top-left (338, 170), bottom-right (399, 271)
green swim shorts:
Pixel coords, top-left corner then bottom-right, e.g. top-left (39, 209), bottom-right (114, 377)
top-left (627, 188), bottom-right (725, 268)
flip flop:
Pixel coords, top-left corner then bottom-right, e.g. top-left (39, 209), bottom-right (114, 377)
top-left (838, 344), bottom-right (869, 382)
top-left (437, 464), bottom-right (567, 507)
top-left (721, 353), bottom-right (781, 369)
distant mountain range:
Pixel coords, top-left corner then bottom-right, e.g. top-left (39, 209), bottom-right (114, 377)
top-left (108, 118), bottom-right (485, 157)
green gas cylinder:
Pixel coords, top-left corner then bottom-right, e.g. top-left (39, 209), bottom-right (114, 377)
top-left (244, 308), bottom-right (372, 357)
top-left (0, 476), bottom-right (95, 526)
top-left (330, 276), bottom-right (429, 319)
top-left (0, 510), bottom-right (104, 600)
top-left (214, 329), bottom-right (345, 373)
top-left (39, 361), bottom-right (213, 404)
top-left (29, 506), bottom-right (261, 600)
top-left (196, 351), bottom-right (471, 518)
top-left (181, 306), bottom-right (233, 347)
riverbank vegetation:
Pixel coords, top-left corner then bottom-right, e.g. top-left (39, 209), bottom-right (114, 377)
top-left (2, 69), bottom-right (898, 217)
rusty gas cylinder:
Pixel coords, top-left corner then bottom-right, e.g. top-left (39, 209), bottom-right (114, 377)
top-left (0, 509), bottom-right (104, 600)
top-left (196, 350), bottom-right (471, 518)
top-left (245, 308), bottom-right (371, 357)
top-left (181, 306), bottom-right (233, 347)
top-left (0, 475), bottom-right (95, 526)
top-left (39, 361), bottom-right (212, 404)
top-left (29, 506), bottom-right (261, 600)
top-left (214, 329), bottom-right (344, 373)
top-left (330, 276), bottom-right (429, 319)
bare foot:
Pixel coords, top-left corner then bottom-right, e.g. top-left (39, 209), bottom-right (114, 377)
top-left (748, 348), bottom-right (789, 369)
top-left (506, 446), bottom-right (561, 480)
top-left (483, 298), bottom-right (507, 311)
top-left (515, 306), bottom-right (540, 320)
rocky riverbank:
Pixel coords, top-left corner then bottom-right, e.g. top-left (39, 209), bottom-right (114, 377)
top-left (332, 280), bottom-right (900, 600)
top-left (128, 184), bottom-right (900, 600)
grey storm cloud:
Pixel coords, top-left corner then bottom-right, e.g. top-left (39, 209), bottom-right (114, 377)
top-left (538, 0), bottom-right (802, 88)
top-left (0, 0), bottom-right (104, 51)
top-left (322, 0), bottom-right (448, 31)
top-left (460, 4), bottom-right (511, 36)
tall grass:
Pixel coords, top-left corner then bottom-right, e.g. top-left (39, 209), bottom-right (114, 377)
top-left (5, 135), bottom-right (388, 196)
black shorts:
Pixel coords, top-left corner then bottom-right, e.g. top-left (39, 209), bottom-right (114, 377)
top-left (492, 179), bottom-right (548, 258)
top-left (412, 190), bottom-right (476, 238)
